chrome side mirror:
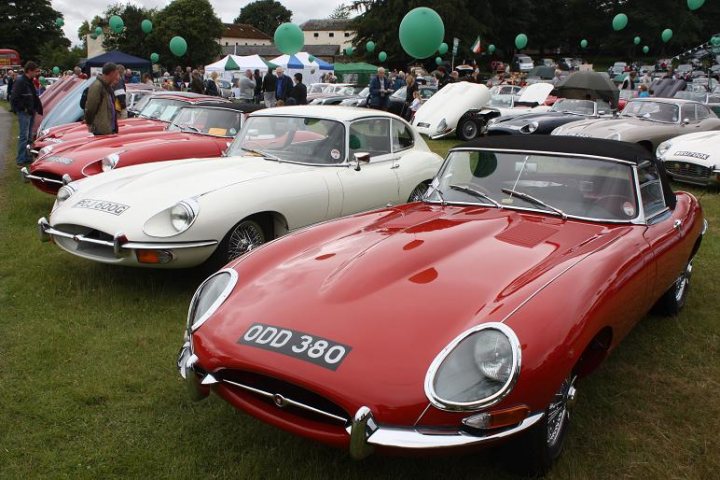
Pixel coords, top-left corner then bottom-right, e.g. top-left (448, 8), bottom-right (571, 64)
top-left (353, 152), bottom-right (371, 171)
top-left (682, 118), bottom-right (690, 125)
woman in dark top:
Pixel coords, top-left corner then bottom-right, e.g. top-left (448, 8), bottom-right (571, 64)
top-left (403, 74), bottom-right (418, 120)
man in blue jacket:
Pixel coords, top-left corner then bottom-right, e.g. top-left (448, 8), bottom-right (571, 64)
top-left (275, 67), bottom-right (293, 104)
top-left (10, 61), bottom-right (42, 167)
top-left (369, 67), bottom-right (393, 110)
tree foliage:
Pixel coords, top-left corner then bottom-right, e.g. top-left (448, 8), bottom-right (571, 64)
top-left (234, 0), bottom-right (292, 36)
top-left (0, 0), bottom-right (70, 63)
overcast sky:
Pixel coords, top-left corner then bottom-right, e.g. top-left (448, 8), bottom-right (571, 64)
top-left (52, 0), bottom-right (349, 46)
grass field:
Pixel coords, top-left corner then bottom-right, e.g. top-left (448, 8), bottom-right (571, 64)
top-left (1, 108), bottom-right (719, 479)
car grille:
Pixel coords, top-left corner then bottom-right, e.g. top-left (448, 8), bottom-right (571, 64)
top-left (665, 161), bottom-right (711, 180)
top-left (218, 369), bottom-right (350, 427)
top-left (53, 224), bottom-right (117, 259)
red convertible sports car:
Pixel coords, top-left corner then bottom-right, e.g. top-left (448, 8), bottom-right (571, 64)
top-left (31, 92), bottom-right (228, 154)
top-left (22, 102), bottom-right (262, 194)
top-left (177, 136), bottom-right (706, 474)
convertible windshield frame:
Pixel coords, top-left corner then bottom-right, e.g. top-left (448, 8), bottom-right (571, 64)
top-left (227, 114), bottom-right (348, 167)
top-left (620, 101), bottom-right (680, 124)
top-left (166, 106), bottom-right (242, 138)
top-left (425, 147), bottom-right (644, 224)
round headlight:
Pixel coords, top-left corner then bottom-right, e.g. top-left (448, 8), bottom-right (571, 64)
top-left (425, 323), bottom-right (521, 411)
top-left (57, 184), bottom-right (76, 202)
top-left (524, 121), bottom-right (539, 134)
top-left (40, 128), bottom-right (51, 136)
top-left (170, 200), bottom-right (198, 232)
top-left (102, 153), bottom-right (120, 172)
top-left (656, 141), bottom-right (672, 159)
top-left (606, 131), bottom-right (621, 141)
top-left (187, 269), bottom-right (238, 332)
top-left (39, 145), bottom-right (54, 156)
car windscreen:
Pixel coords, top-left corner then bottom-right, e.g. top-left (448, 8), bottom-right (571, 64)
top-left (427, 150), bottom-right (638, 222)
top-left (228, 116), bottom-right (346, 165)
top-left (139, 98), bottom-right (186, 121)
top-left (488, 95), bottom-right (514, 108)
top-left (167, 107), bottom-right (243, 137)
top-left (621, 101), bottom-right (679, 123)
top-left (550, 99), bottom-right (597, 115)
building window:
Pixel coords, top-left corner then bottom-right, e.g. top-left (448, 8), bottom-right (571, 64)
top-left (314, 32), bottom-right (319, 38)
top-left (329, 32), bottom-right (334, 38)
top-left (344, 32), bottom-right (350, 37)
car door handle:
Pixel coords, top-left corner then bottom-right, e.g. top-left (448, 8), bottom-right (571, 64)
top-left (673, 219), bottom-right (682, 230)
top-left (390, 163), bottom-right (400, 169)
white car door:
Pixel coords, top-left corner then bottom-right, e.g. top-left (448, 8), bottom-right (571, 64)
top-left (389, 119), bottom-right (427, 200)
top-left (336, 118), bottom-right (401, 215)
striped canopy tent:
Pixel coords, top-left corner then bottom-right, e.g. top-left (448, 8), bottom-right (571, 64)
top-left (270, 52), bottom-right (334, 84)
top-left (205, 54), bottom-right (276, 81)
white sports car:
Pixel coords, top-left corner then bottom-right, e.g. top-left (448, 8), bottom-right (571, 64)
top-left (38, 106), bottom-right (443, 268)
top-left (657, 131), bottom-right (720, 187)
top-left (413, 82), bottom-right (491, 139)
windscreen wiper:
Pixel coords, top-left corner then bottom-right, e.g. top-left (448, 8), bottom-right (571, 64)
top-left (450, 184), bottom-right (501, 208)
top-left (501, 188), bottom-right (567, 219)
top-left (241, 147), bottom-right (281, 162)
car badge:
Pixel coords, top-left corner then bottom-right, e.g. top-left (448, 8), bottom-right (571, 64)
top-left (273, 393), bottom-right (288, 408)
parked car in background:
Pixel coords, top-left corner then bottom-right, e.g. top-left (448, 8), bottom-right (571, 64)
top-left (541, 58), bottom-right (557, 68)
top-left (413, 82), bottom-right (491, 139)
top-left (387, 85), bottom-right (437, 116)
top-left (310, 86), bottom-right (366, 105)
top-left (609, 62), bottom-right (627, 76)
top-left (177, 135), bottom-right (706, 476)
top-left (512, 54), bottom-right (534, 72)
top-left (39, 106), bottom-right (443, 269)
top-left (552, 98), bottom-right (720, 151)
top-left (307, 83), bottom-right (356, 102)
top-left (657, 131), bottom-right (720, 187)
top-left (23, 102), bottom-right (261, 194)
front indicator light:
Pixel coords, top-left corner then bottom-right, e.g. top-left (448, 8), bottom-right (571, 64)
top-left (462, 405), bottom-right (530, 431)
top-left (136, 249), bottom-right (174, 264)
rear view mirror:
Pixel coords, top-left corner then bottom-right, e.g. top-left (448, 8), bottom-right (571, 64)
top-left (353, 152), bottom-right (371, 171)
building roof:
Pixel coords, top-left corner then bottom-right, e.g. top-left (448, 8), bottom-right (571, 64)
top-left (300, 19), bottom-right (353, 31)
top-left (222, 45), bottom-right (340, 57)
top-left (223, 23), bottom-right (271, 40)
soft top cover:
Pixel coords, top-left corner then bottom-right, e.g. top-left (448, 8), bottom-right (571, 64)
top-left (454, 135), bottom-right (676, 209)
top-left (191, 101), bottom-right (265, 113)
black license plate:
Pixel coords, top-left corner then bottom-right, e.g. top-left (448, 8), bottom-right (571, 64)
top-left (238, 323), bottom-right (351, 371)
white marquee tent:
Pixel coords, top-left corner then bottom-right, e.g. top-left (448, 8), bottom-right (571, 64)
top-left (204, 54), bottom-right (272, 81)
top-left (269, 52), bottom-right (334, 85)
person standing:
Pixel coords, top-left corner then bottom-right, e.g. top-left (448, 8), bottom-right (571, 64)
top-left (262, 69), bottom-right (277, 107)
top-left (403, 73), bottom-right (418, 120)
top-left (368, 67), bottom-right (393, 110)
top-left (190, 70), bottom-right (204, 94)
top-left (84, 62), bottom-right (120, 136)
top-left (114, 65), bottom-right (128, 119)
top-left (204, 72), bottom-right (221, 96)
top-left (275, 67), bottom-right (292, 103)
top-left (253, 69), bottom-right (262, 103)
top-left (288, 73), bottom-right (307, 105)
top-left (238, 69), bottom-right (256, 102)
top-left (10, 61), bottom-right (42, 166)
top-left (74, 66), bottom-right (88, 79)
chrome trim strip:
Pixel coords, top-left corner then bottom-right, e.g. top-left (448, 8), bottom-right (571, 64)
top-left (448, 147), bottom-right (637, 165)
top-left (222, 379), bottom-right (349, 424)
top-left (424, 323), bottom-right (522, 412)
top-left (20, 168), bottom-right (65, 185)
top-left (702, 219), bottom-right (708, 236)
top-left (187, 269), bottom-right (238, 332)
top-left (346, 406), bottom-right (544, 452)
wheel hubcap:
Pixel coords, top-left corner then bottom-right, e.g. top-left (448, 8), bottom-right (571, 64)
top-left (463, 122), bottom-right (477, 138)
top-left (228, 222), bottom-right (264, 261)
top-left (546, 375), bottom-right (577, 447)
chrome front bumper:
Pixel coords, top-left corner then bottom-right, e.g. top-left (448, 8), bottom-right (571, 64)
top-left (20, 167), bottom-right (66, 185)
top-left (38, 217), bottom-right (218, 259)
top-left (177, 341), bottom-right (543, 458)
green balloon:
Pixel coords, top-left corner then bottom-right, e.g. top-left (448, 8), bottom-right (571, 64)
top-left (398, 7), bottom-right (445, 59)
top-left (141, 19), bottom-right (152, 34)
top-left (378, 51), bottom-right (387, 62)
top-left (634, 36), bottom-right (641, 45)
top-left (515, 33), bottom-right (528, 50)
top-left (687, 0), bottom-right (705, 10)
top-left (488, 44), bottom-right (496, 54)
top-left (712, 36), bottom-right (720, 46)
top-left (273, 23), bottom-right (304, 55)
top-left (95, 26), bottom-right (103, 36)
top-left (580, 39), bottom-right (588, 49)
top-left (661, 28), bottom-right (673, 43)
top-left (169, 36), bottom-right (187, 57)
top-left (308, 55), bottom-right (316, 62)
top-left (345, 46), bottom-right (354, 56)
top-left (612, 13), bottom-right (628, 31)
top-left (438, 42), bottom-right (449, 55)
top-left (90, 33), bottom-right (97, 40)
top-left (643, 45), bottom-right (650, 54)
top-left (150, 53), bottom-right (159, 63)
top-left (435, 56), bottom-right (443, 65)
top-left (52, 66), bottom-right (60, 75)
top-left (366, 41), bottom-right (375, 53)
top-left (55, 18), bottom-right (64, 27)
top-left (109, 15), bottom-right (124, 34)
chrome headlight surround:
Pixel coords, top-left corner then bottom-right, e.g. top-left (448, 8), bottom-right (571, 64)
top-left (186, 269), bottom-right (238, 333)
top-left (39, 145), bottom-right (54, 156)
top-left (56, 183), bottom-right (77, 203)
top-left (102, 153), bottom-right (121, 172)
top-left (605, 131), bottom-right (622, 141)
top-left (522, 121), bottom-right (539, 134)
top-left (424, 322), bottom-right (521, 412)
top-left (143, 198), bottom-right (200, 237)
top-left (40, 128), bottom-right (51, 137)
top-left (656, 140), bottom-right (673, 159)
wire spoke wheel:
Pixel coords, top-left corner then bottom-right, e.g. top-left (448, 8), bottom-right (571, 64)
top-left (674, 260), bottom-right (692, 303)
top-left (459, 119), bottom-right (478, 140)
top-left (546, 374), bottom-right (577, 449)
top-left (227, 220), bottom-right (265, 261)
top-left (408, 183), bottom-right (429, 202)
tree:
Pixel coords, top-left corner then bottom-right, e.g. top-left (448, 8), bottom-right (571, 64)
top-left (329, 4), bottom-right (351, 19)
top-left (234, 0), bottom-right (292, 36)
top-left (152, 0), bottom-right (224, 69)
top-left (99, 4), bottom-right (158, 58)
top-left (0, 0), bottom-right (70, 63)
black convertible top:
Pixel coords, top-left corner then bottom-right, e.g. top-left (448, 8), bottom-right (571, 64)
top-left (453, 135), bottom-right (676, 209)
top-left (192, 101), bottom-right (265, 113)
top-left (455, 135), bottom-right (652, 164)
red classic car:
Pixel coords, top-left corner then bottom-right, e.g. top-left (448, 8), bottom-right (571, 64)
top-left (31, 92), bottom-right (227, 154)
top-left (177, 136), bottom-right (706, 475)
top-left (22, 102), bottom-right (262, 194)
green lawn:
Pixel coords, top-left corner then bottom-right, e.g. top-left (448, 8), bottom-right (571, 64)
top-left (1, 113), bottom-right (719, 479)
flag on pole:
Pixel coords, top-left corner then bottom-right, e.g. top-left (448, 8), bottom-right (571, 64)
top-left (471, 36), bottom-right (482, 54)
